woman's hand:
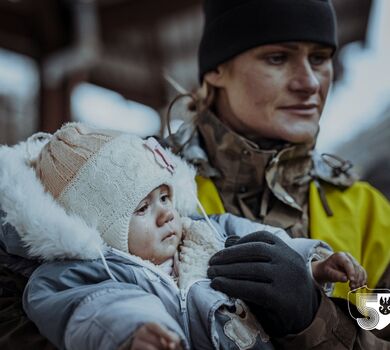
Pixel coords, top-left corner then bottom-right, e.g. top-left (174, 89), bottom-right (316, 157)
top-left (207, 231), bottom-right (320, 337)
top-left (130, 323), bottom-right (182, 350)
top-left (311, 252), bottom-right (367, 289)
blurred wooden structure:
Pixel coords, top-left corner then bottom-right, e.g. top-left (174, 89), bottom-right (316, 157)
top-left (0, 0), bottom-right (373, 133)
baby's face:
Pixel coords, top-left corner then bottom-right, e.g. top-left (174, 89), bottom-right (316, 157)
top-left (128, 185), bottom-right (183, 264)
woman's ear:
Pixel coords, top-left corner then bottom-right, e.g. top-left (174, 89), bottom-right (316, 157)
top-left (203, 65), bottom-right (228, 88)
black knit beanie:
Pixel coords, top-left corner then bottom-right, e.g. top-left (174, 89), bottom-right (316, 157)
top-left (198, 0), bottom-right (338, 81)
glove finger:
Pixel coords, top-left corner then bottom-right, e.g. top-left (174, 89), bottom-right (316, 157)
top-left (209, 242), bottom-right (273, 265)
top-left (235, 231), bottom-right (277, 245)
top-left (207, 262), bottom-right (273, 282)
top-left (210, 277), bottom-right (273, 308)
top-left (225, 235), bottom-right (240, 248)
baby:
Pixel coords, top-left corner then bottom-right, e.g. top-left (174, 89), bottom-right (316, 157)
top-left (2, 123), bottom-right (366, 350)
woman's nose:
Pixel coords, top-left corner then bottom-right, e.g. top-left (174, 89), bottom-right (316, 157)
top-left (289, 61), bottom-right (320, 95)
top-left (156, 207), bottom-right (174, 227)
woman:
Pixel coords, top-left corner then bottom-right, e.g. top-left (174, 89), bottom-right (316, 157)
top-left (165, 0), bottom-right (390, 347)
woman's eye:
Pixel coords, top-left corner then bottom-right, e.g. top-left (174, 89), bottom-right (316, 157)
top-left (265, 53), bottom-right (287, 65)
top-left (309, 54), bottom-right (331, 66)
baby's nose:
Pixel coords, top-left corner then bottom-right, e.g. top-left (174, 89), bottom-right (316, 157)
top-left (157, 208), bottom-right (174, 227)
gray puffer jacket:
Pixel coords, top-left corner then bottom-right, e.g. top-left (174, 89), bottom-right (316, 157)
top-left (0, 137), bottom-right (332, 350)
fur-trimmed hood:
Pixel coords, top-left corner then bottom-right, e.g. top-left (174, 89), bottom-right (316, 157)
top-left (0, 135), bottom-right (105, 261)
top-left (0, 133), bottom-right (200, 262)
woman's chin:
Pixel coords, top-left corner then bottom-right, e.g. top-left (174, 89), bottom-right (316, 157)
top-left (281, 127), bottom-right (318, 145)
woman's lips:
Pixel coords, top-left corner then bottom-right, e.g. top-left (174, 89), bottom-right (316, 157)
top-left (279, 104), bottom-right (318, 116)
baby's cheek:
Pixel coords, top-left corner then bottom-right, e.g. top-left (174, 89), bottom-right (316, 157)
top-left (166, 237), bottom-right (180, 254)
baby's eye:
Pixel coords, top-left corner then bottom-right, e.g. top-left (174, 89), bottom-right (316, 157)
top-left (135, 203), bottom-right (148, 215)
top-left (161, 193), bottom-right (170, 203)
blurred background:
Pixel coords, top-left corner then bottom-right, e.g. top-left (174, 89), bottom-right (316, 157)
top-left (0, 0), bottom-right (388, 197)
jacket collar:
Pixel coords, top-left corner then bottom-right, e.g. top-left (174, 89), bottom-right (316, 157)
top-left (166, 108), bottom-right (356, 236)
top-left (197, 111), bottom-right (314, 212)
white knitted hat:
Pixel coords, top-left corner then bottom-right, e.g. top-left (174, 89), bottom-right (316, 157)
top-left (34, 122), bottom-right (197, 253)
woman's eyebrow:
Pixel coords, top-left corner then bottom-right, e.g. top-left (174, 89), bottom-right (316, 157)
top-left (276, 43), bottom-right (300, 50)
top-left (262, 43), bottom-right (333, 51)
top-left (311, 44), bottom-right (334, 51)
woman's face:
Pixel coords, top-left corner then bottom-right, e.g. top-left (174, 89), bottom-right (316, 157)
top-left (205, 42), bottom-right (334, 144)
top-left (127, 185), bottom-right (182, 265)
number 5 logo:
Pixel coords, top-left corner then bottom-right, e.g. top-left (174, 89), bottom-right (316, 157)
top-left (348, 286), bottom-right (390, 331)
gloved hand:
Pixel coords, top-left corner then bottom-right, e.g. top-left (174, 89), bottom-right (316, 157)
top-left (208, 231), bottom-right (321, 337)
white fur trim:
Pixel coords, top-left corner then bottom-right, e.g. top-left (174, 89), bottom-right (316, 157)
top-left (0, 139), bottom-right (103, 261)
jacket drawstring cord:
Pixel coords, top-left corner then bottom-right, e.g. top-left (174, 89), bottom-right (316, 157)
top-left (98, 248), bottom-right (118, 282)
top-left (313, 178), bottom-right (334, 217)
top-left (193, 193), bottom-right (225, 245)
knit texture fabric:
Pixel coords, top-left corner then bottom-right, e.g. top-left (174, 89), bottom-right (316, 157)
top-left (34, 123), bottom-right (197, 253)
top-left (34, 124), bottom-right (120, 198)
top-left (198, 0), bottom-right (338, 81)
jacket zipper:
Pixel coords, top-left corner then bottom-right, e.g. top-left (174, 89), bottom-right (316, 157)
top-left (112, 249), bottom-right (213, 348)
top-left (178, 278), bottom-right (210, 347)
top-left (179, 289), bottom-right (191, 343)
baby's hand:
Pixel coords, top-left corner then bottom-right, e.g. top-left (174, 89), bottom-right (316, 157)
top-left (311, 252), bottom-right (367, 290)
top-left (130, 323), bottom-right (182, 350)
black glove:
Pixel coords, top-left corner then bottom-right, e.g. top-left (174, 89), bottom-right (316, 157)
top-left (208, 231), bottom-right (320, 337)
